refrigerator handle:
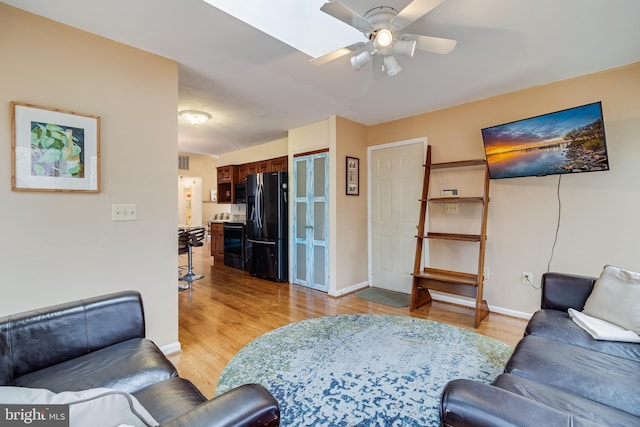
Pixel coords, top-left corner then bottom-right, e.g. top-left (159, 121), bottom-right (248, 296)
top-left (247, 238), bottom-right (276, 245)
top-left (256, 181), bottom-right (263, 229)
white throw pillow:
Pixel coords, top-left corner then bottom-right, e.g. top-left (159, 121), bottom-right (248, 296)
top-left (582, 265), bottom-right (640, 335)
top-left (0, 387), bottom-right (158, 427)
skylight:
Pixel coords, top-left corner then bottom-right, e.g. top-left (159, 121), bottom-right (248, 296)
top-left (203, 0), bottom-right (363, 59)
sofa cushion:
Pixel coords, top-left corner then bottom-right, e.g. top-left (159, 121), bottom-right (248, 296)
top-left (15, 338), bottom-right (176, 394)
top-left (582, 265), bottom-right (640, 334)
top-left (0, 386), bottom-right (157, 427)
top-left (526, 309), bottom-right (640, 361)
top-left (505, 335), bottom-right (640, 416)
top-left (133, 377), bottom-right (206, 424)
top-left (493, 374), bottom-right (640, 427)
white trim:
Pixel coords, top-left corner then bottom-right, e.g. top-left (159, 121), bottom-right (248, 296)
top-left (367, 137), bottom-right (428, 288)
top-left (328, 281), bottom-right (369, 297)
top-left (160, 341), bottom-right (181, 355)
top-left (431, 293), bottom-right (533, 320)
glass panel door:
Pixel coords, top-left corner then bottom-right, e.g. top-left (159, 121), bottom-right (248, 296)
top-left (292, 152), bottom-right (329, 291)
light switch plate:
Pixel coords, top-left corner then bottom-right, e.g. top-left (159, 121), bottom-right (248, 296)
top-left (112, 204), bottom-right (137, 221)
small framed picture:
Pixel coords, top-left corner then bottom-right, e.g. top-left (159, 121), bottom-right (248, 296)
top-left (11, 102), bottom-right (100, 192)
top-left (346, 156), bottom-right (359, 196)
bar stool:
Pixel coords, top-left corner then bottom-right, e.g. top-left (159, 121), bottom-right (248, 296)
top-left (178, 227), bottom-right (205, 291)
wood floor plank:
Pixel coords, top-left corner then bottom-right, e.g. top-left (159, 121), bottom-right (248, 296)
top-left (169, 243), bottom-right (527, 398)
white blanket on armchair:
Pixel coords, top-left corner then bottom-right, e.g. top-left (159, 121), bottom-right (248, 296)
top-left (0, 387), bottom-right (158, 427)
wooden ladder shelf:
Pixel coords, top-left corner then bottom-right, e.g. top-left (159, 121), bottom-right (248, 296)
top-left (410, 146), bottom-right (491, 328)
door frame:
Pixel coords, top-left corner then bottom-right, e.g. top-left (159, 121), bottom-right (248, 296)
top-left (367, 137), bottom-right (428, 288)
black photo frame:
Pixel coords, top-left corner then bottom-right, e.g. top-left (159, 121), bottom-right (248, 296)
top-left (346, 156), bottom-right (359, 196)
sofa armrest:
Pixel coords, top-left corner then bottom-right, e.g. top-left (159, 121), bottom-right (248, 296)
top-left (440, 379), bottom-right (602, 427)
top-left (541, 272), bottom-right (596, 311)
top-left (160, 384), bottom-right (279, 427)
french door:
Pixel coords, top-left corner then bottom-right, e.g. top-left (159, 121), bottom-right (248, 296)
top-left (292, 152), bottom-right (329, 291)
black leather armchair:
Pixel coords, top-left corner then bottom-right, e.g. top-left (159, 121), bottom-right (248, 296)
top-left (0, 291), bottom-right (279, 427)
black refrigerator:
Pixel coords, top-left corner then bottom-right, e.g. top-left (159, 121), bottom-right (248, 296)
top-left (245, 171), bottom-right (288, 282)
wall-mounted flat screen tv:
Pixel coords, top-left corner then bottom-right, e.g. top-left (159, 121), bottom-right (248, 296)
top-left (481, 102), bottom-right (609, 179)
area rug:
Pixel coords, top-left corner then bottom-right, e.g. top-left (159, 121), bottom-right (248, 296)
top-left (215, 314), bottom-right (512, 426)
top-left (355, 287), bottom-right (411, 307)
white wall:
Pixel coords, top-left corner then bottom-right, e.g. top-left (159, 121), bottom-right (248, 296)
top-left (0, 5), bottom-right (179, 348)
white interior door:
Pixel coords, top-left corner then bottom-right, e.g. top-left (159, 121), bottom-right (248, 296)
top-left (370, 140), bottom-right (425, 293)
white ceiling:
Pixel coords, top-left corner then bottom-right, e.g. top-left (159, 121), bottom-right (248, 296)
top-left (4, 0), bottom-right (640, 156)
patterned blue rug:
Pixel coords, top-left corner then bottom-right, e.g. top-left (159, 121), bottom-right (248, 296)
top-left (215, 314), bottom-right (512, 426)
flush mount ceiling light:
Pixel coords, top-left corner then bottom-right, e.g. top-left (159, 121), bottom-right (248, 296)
top-left (179, 110), bottom-right (211, 125)
top-left (312, 1), bottom-right (457, 79)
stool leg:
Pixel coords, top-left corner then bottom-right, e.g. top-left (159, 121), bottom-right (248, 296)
top-left (179, 244), bottom-right (204, 284)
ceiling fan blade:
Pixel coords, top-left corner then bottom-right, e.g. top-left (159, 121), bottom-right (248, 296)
top-left (310, 42), bottom-right (365, 66)
top-left (320, 1), bottom-right (373, 33)
top-left (390, 0), bottom-right (446, 31)
top-left (402, 34), bottom-right (457, 54)
top-left (371, 54), bottom-right (386, 80)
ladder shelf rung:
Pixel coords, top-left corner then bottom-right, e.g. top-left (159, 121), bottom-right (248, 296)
top-left (413, 268), bottom-right (478, 286)
top-left (431, 159), bottom-right (486, 169)
top-left (412, 269), bottom-right (479, 298)
top-left (423, 232), bottom-right (482, 242)
top-left (427, 197), bottom-right (486, 203)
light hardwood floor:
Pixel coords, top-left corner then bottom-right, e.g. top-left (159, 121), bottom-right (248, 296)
top-left (169, 242), bottom-right (527, 398)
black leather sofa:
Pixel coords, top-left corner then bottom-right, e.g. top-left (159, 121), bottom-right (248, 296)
top-left (440, 272), bottom-right (640, 427)
top-left (0, 291), bottom-right (280, 427)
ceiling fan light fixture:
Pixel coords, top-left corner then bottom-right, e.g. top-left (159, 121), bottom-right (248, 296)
top-left (393, 39), bottom-right (417, 57)
top-left (383, 55), bottom-right (402, 77)
top-left (373, 28), bottom-right (393, 49)
top-left (179, 110), bottom-right (211, 125)
top-left (350, 50), bottom-right (372, 70)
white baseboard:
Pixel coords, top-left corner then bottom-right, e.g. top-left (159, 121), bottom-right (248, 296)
top-left (431, 293), bottom-right (533, 320)
top-left (160, 341), bottom-right (181, 355)
top-left (328, 281), bottom-right (369, 297)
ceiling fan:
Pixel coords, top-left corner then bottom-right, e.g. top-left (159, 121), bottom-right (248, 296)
top-left (311, 0), bottom-right (457, 78)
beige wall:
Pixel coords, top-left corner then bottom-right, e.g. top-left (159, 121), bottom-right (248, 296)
top-left (0, 5), bottom-right (180, 348)
top-left (368, 63), bottom-right (640, 314)
top-left (218, 137), bottom-right (288, 166)
top-left (333, 116), bottom-right (368, 294)
top-left (289, 120), bottom-right (330, 155)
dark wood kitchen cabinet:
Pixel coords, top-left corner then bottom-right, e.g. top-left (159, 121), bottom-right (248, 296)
top-left (217, 156), bottom-right (287, 203)
top-left (210, 222), bottom-right (224, 261)
top-left (270, 156), bottom-right (288, 172)
top-left (238, 162), bottom-right (257, 182)
top-left (216, 165), bottom-right (237, 204)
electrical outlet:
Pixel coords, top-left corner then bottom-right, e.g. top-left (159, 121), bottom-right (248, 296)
top-left (112, 204), bottom-right (137, 221)
top-left (483, 267), bottom-right (490, 280)
top-left (444, 203), bottom-right (459, 214)
top-left (521, 271), bottom-right (533, 285)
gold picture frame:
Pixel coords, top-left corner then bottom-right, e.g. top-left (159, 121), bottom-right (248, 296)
top-left (11, 102), bottom-right (101, 192)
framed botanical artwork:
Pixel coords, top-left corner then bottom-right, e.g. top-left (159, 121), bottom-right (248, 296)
top-left (11, 102), bottom-right (101, 192)
top-left (346, 156), bottom-right (359, 196)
